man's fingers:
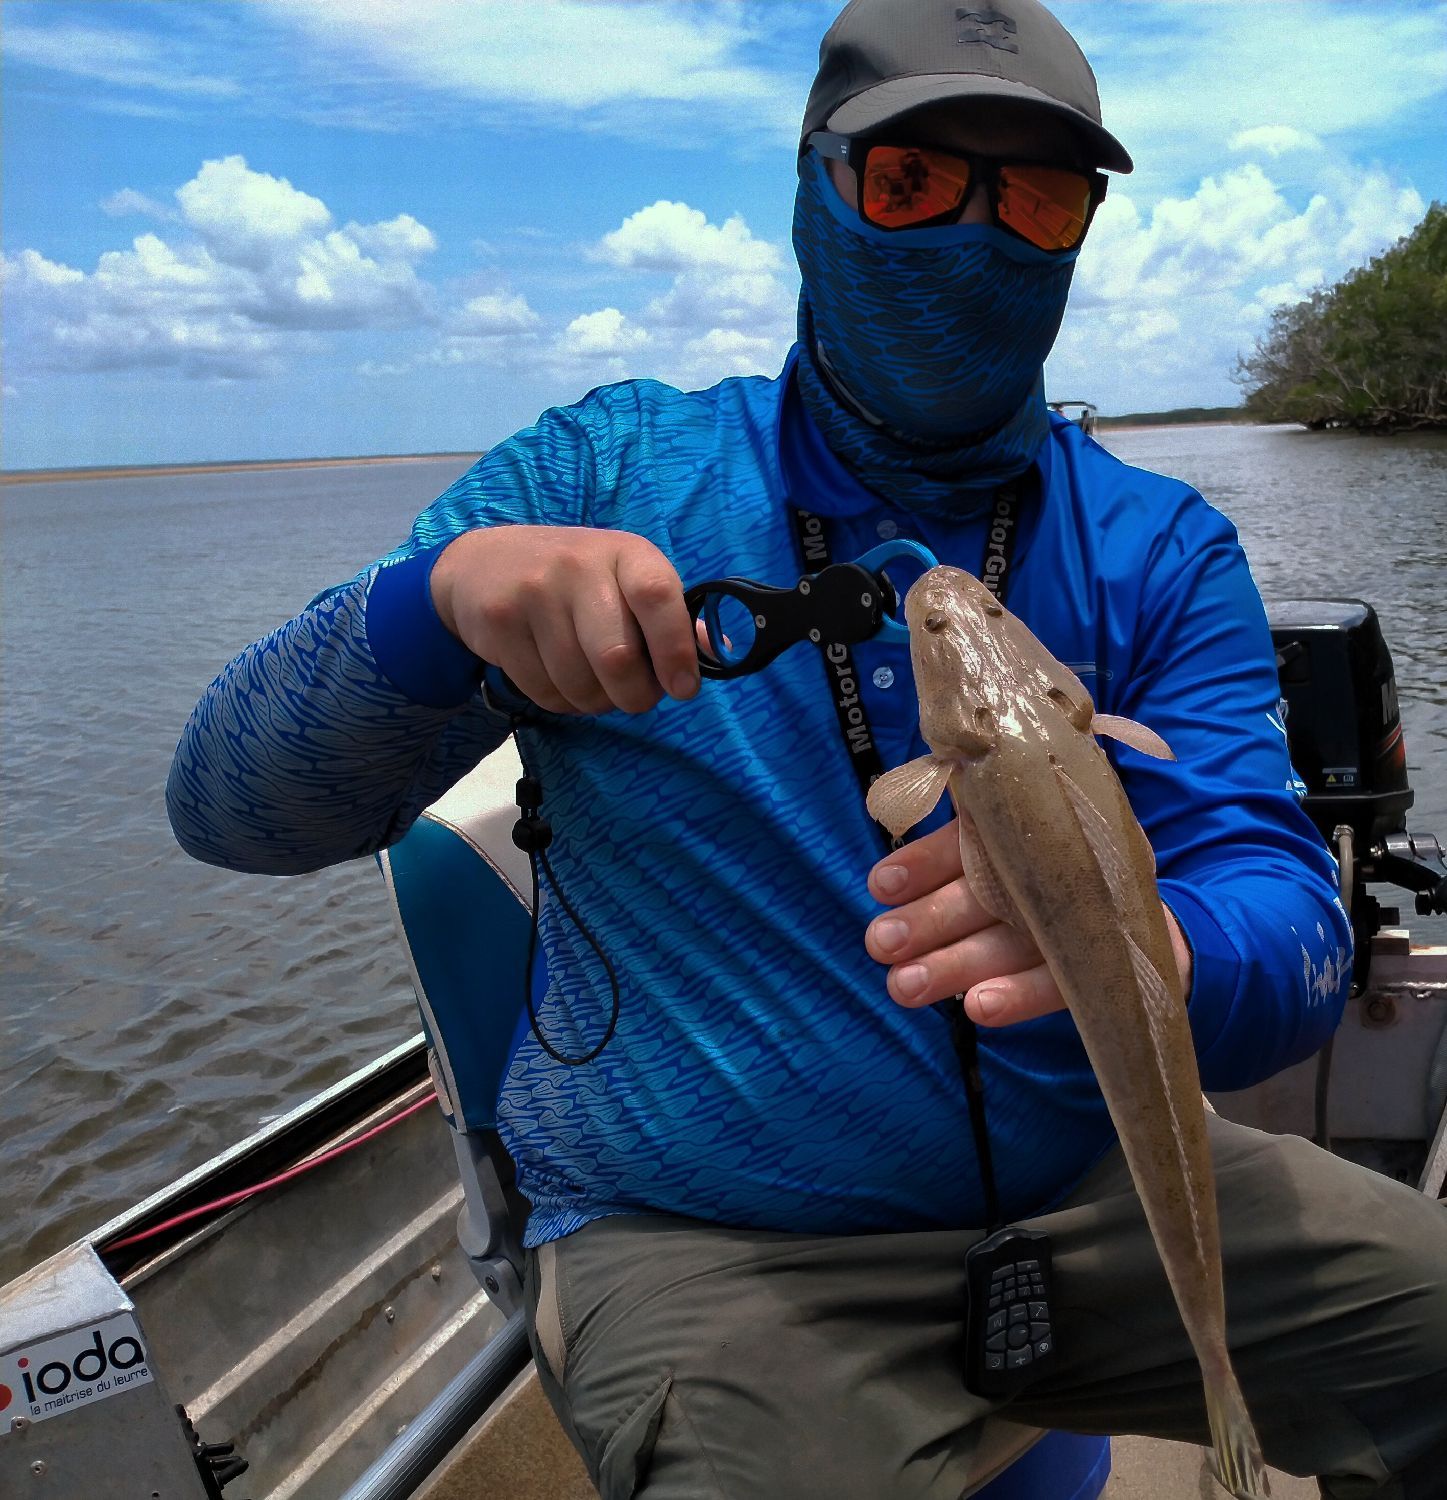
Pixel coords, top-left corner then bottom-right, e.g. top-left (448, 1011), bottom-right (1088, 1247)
top-left (530, 601), bottom-right (613, 715)
top-left (863, 814), bottom-right (1065, 1026)
top-left (865, 878), bottom-right (1009, 964)
top-left (495, 637), bottom-right (576, 716)
top-left (442, 529), bottom-right (698, 716)
top-left (961, 961), bottom-right (1063, 1027)
top-left (573, 584), bottom-right (664, 715)
top-left (883, 924), bottom-right (1047, 1010)
top-left (868, 819), bottom-right (965, 905)
top-left (616, 547), bottom-right (700, 703)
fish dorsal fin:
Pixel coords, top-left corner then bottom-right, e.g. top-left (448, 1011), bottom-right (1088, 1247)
top-left (1091, 714), bottom-right (1175, 761)
top-left (866, 755), bottom-right (952, 840)
top-left (956, 806), bottom-right (1027, 930)
top-left (1051, 758), bottom-right (1138, 906)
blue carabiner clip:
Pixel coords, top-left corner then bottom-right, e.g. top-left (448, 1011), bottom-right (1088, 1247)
top-left (851, 538), bottom-right (939, 641)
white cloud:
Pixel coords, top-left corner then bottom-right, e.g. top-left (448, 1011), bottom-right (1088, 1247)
top-left (253, 0), bottom-right (798, 137)
top-left (176, 156), bottom-right (330, 267)
top-left (100, 188), bottom-right (178, 221)
top-left (1072, 162), bottom-right (1423, 315)
top-left (608, 203), bottom-right (795, 344)
top-left (645, 268), bottom-right (793, 331)
top-left (1049, 154), bottom-right (1428, 412)
top-left (1245, 272), bottom-right (1326, 320)
top-left (3, 249), bottom-right (85, 290)
top-left (1324, 167), bottom-right (1428, 268)
top-left (596, 201), bottom-right (782, 275)
top-left (558, 308), bottom-right (651, 359)
top-left (357, 359), bottom-right (415, 379)
top-left (420, 292), bottom-right (544, 368)
top-left (4, 157), bottom-right (444, 379)
top-left (374, 196), bottom-right (792, 385)
top-left (1092, 3), bottom-right (1447, 154)
top-left (347, 214), bottom-right (437, 261)
top-left (677, 327), bottom-right (789, 387)
top-left (451, 293), bottom-right (539, 337)
top-left (85, 99), bottom-right (190, 122)
top-left (4, 21), bottom-right (241, 98)
top-left (1228, 126), bottom-right (1324, 158)
top-left (1130, 309), bottom-right (1180, 343)
top-left (371, 291), bottom-right (545, 372)
top-left (226, 1), bottom-right (1446, 168)
top-left (537, 201), bottom-right (795, 392)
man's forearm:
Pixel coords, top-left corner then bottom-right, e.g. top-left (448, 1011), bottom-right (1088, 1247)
top-left (166, 572), bottom-right (507, 875)
top-left (1163, 857), bottom-right (1351, 1091)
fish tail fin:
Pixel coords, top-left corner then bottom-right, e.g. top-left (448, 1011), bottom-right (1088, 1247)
top-left (1205, 1370), bottom-right (1270, 1499)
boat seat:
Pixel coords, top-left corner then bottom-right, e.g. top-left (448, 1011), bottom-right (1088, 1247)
top-left (379, 742), bottom-right (1109, 1499)
top-left (379, 742), bottom-right (535, 1319)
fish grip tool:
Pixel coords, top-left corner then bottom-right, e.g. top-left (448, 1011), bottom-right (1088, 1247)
top-left (945, 998), bottom-right (1060, 1399)
top-left (683, 539), bottom-right (934, 679)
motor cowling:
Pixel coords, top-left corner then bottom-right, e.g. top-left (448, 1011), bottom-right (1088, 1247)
top-left (1267, 598), bottom-right (1413, 853)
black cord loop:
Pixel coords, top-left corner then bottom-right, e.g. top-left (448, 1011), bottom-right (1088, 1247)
top-left (510, 719), bottom-right (621, 1066)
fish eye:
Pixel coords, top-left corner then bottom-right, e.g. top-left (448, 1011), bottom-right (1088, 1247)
top-left (982, 600), bottom-right (1003, 617)
top-left (924, 613), bottom-right (948, 634)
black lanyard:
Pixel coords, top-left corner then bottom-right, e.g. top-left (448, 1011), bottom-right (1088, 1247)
top-left (790, 478), bottom-right (1027, 1233)
top-left (789, 476), bottom-right (1024, 817)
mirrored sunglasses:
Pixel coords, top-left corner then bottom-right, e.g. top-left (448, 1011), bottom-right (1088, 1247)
top-left (807, 131), bottom-right (1107, 252)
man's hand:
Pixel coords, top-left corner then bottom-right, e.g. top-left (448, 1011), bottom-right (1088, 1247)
top-left (865, 818), bottom-right (1192, 1025)
top-left (430, 525), bottom-right (701, 715)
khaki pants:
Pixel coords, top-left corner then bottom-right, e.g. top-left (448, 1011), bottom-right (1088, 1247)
top-left (524, 1118), bottom-right (1447, 1500)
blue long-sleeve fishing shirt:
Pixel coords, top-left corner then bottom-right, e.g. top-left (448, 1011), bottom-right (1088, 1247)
top-left (167, 352), bottom-right (1351, 1247)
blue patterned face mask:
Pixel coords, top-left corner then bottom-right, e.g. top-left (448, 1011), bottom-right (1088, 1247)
top-left (792, 152), bottom-right (1078, 514)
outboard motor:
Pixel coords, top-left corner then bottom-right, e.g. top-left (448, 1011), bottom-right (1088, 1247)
top-left (1269, 599), bottom-right (1447, 988)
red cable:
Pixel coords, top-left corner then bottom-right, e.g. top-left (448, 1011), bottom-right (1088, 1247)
top-left (101, 1091), bottom-right (438, 1254)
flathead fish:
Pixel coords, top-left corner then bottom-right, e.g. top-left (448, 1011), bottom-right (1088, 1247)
top-left (867, 565), bottom-right (1269, 1499)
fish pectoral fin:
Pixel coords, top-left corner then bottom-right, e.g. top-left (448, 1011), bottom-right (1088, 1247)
top-left (956, 806), bottom-right (1027, 929)
top-left (866, 755), bottom-right (952, 839)
top-left (1090, 714), bottom-right (1176, 761)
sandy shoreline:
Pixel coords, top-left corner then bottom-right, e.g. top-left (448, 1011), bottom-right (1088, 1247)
top-left (4, 422), bottom-right (1307, 484)
top-left (0, 452), bottom-right (483, 485)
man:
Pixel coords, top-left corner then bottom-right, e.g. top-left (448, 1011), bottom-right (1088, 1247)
top-left (168, 1), bottom-right (1446, 1495)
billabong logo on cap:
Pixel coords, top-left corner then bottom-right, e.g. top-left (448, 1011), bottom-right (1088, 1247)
top-left (956, 8), bottom-right (1019, 52)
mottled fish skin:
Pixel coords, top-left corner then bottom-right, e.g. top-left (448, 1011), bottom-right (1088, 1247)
top-left (867, 565), bottom-right (1268, 1499)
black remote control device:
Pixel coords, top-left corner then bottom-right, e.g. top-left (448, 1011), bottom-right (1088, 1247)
top-left (963, 1225), bottom-right (1058, 1399)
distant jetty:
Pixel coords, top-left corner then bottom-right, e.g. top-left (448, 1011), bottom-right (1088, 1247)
top-left (0, 452), bottom-right (482, 486)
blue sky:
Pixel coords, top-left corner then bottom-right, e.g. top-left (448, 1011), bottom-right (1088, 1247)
top-left (3, 0), bottom-right (1444, 469)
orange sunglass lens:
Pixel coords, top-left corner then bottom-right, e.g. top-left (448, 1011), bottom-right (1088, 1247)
top-left (861, 146), bottom-right (972, 229)
top-left (997, 165), bottom-right (1092, 250)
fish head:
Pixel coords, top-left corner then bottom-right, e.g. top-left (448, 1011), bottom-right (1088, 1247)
top-left (903, 566), bottom-right (1010, 758)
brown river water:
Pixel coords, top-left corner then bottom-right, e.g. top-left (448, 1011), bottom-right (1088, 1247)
top-left (2, 424), bottom-right (1444, 1283)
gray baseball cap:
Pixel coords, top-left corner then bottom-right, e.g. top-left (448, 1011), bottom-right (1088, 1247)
top-left (801, 0), bottom-right (1133, 173)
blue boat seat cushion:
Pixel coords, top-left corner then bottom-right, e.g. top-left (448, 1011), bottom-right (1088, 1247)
top-left (378, 742), bottom-right (532, 1132)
